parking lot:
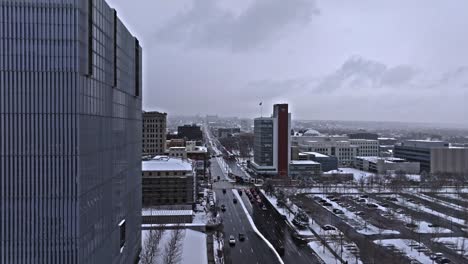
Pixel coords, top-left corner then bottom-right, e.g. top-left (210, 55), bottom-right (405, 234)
top-left (287, 186), bottom-right (468, 264)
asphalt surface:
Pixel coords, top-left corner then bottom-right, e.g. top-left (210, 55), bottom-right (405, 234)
top-left (243, 191), bottom-right (323, 264)
top-left (211, 157), bottom-right (280, 264)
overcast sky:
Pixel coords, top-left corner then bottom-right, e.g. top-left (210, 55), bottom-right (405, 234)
top-left (107, 0), bottom-right (468, 125)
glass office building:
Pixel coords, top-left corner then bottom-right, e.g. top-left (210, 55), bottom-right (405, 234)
top-left (0, 0), bottom-right (142, 263)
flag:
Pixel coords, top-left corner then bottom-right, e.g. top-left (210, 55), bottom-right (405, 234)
top-left (259, 102), bottom-right (262, 106)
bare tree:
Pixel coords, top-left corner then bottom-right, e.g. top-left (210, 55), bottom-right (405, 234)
top-left (163, 227), bottom-right (186, 264)
top-left (141, 227), bottom-right (166, 264)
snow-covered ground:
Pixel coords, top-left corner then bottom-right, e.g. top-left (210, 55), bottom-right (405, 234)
top-left (310, 194), bottom-right (400, 236)
top-left (141, 229), bottom-right (208, 264)
top-left (437, 193), bottom-right (468, 204)
top-left (213, 233), bottom-right (224, 264)
top-left (182, 230), bottom-right (208, 264)
top-left (432, 237), bottom-right (468, 259)
top-left (308, 240), bottom-right (341, 264)
top-left (381, 194), bottom-right (467, 227)
top-left (261, 191), bottom-right (362, 264)
top-left (375, 239), bottom-right (433, 264)
top-left (411, 193), bottom-right (464, 212)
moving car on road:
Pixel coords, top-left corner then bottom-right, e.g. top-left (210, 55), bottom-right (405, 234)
top-left (222, 188), bottom-right (226, 194)
top-left (229, 235), bottom-right (236, 245)
top-left (233, 198), bottom-right (238, 204)
top-left (238, 233), bottom-right (245, 241)
top-left (221, 205), bottom-right (226, 212)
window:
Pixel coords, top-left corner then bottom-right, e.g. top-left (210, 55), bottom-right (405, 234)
top-left (119, 219), bottom-right (126, 252)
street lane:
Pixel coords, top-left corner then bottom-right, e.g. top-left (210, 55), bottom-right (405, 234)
top-left (211, 157), bottom-right (280, 264)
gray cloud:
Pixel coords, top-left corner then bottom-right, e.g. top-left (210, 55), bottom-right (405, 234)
top-left (154, 0), bottom-right (319, 52)
top-left (314, 56), bottom-right (418, 93)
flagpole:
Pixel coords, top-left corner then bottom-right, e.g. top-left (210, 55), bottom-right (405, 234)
top-left (259, 102), bottom-right (263, 117)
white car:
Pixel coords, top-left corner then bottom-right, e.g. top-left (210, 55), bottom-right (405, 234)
top-left (229, 235), bottom-right (236, 245)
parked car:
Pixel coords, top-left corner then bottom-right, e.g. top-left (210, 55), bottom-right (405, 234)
top-left (357, 198), bottom-right (367, 203)
top-left (229, 235), bottom-right (236, 245)
top-left (262, 205), bottom-right (268, 211)
top-left (233, 198), bottom-right (238, 204)
top-left (323, 202), bottom-right (333, 207)
top-left (360, 194), bottom-right (369, 198)
top-left (355, 211), bottom-right (365, 216)
top-left (438, 258), bottom-right (451, 264)
top-left (366, 203), bottom-right (379, 209)
top-left (238, 190), bottom-right (243, 195)
top-left (322, 225), bottom-right (337, 231)
top-left (333, 209), bottom-right (344, 215)
top-left (379, 203), bottom-right (390, 207)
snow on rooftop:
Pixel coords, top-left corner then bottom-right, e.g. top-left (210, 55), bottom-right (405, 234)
top-left (142, 209), bottom-right (194, 216)
top-left (300, 151), bottom-right (329, 158)
top-left (356, 156), bottom-right (406, 163)
top-left (290, 160), bottom-right (320, 165)
top-left (325, 168), bottom-right (374, 181)
top-left (142, 156), bottom-right (193, 172)
top-left (141, 229), bottom-right (207, 264)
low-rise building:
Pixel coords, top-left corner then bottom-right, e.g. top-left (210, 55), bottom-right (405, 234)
top-left (168, 147), bottom-right (187, 159)
top-left (431, 148), bottom-right (468, 177)
top-left (142, 209), bottom-right (194, 224)
top-left (186, 141), bottom-right (209, 177)
top-left (350, 139), bottom-right (379, 157)
top-left (394, 140), bottom-right (449, 173)
top-left (289, 160), bottom-right (322, 179)
top-left (294, 135), bottom-right (378, 166)
top-left (298, 152), bottom-right (338, 172)
top-left (142, 156), bottom-right (196, 206)
top-left (178, 124), bottom-right (203, 141)
top-left (218, 127), bottom-right (241, 138)
top-left (355, 156), bottom-right (420, 175)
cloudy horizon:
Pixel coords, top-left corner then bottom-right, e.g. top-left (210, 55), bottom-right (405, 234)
top-left (107, 0), bottom-right (468, 126)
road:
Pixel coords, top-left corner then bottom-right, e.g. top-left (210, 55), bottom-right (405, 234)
top-left (242, 191), bottom-right (323, 264)
top-left (211, 157), bottom-right (281, 264)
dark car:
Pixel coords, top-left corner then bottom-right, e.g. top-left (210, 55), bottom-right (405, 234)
top-left (333, 209), bottom-right (344, 215)
top-left (438, 258), bottom-right (451, 264)
top-left (238, 233), bottom-right (245, 241)
top-left (322, 225), bottom-right (337, 231)
top-left (238, 190), bottom-right (243, 195)
top-left (222, 189), bottom-right (226, 194)
top-left (233, 198), bottom-right (238, 204)
top-left (221, 205), bottom-right (226, 212)
top-left (323, 202), bottom-right (333, 207)
top-left (217, 176), bottom-right (221, 180)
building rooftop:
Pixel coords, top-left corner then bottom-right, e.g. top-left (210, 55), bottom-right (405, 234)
top-left (356, 156), bottom-right (407, 163)
top-left (142, 209), bottom-right (194, 216)
top-left (290, 160), bottom-right (320, 165)
top-left (187, 146), bottom-right (208, 153)
top-left (142, 156), bottom-right (193, 172)
top-left (300, 152), bottom-right (329, 158)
